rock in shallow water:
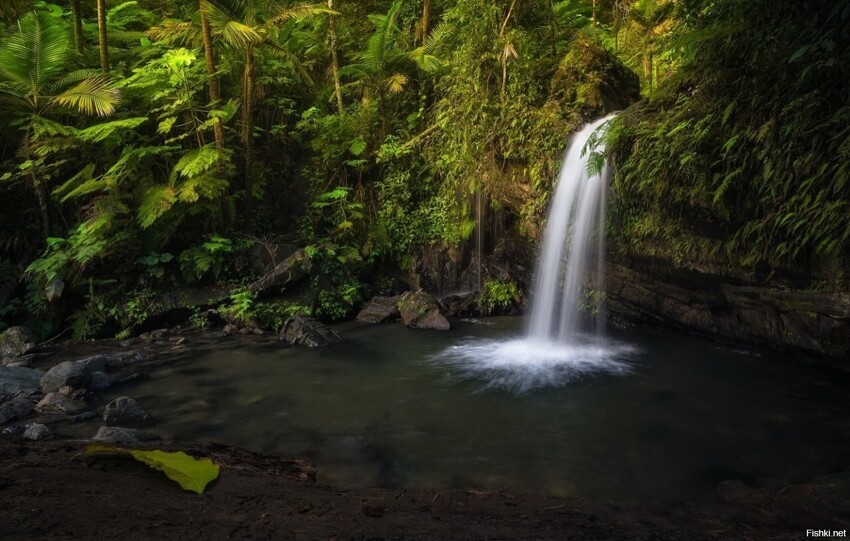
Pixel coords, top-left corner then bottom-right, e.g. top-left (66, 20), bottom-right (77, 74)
top-left (0, 366), bottom-right (44, 399)
top-left (103, 396), bottom-right (151, 427)
top-left (280, 316), bottom-right (343, 347)
top-left (40, 361), bottom-right (90, 393)
top-left (89, 371), bottom-right (112, 391)
top-left (398, 290), bottom-right (451, 331)
top-left (0, 327), bottom-right (36, 359)
top-left (22, 423), bottom-right (53, 441)
top-left (35, 393), bottom-right (87, 415)
top-left (356, 296), bottom-right (401, 324)
top-left (92, 426), bottom-right (160, 443)
top-left (0, 395), bottom-right (35, 425)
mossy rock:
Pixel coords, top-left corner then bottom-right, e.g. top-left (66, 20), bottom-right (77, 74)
top-left (551, 38), bottom-right (641, 116)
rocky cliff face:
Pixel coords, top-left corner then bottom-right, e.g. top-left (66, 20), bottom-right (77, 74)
top-left (606, 252), bottom-right (849, 359)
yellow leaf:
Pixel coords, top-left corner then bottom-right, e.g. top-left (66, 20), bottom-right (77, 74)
top-left (82, 444), bottom-right (220, 494)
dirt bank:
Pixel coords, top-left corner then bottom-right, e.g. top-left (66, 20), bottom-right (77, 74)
top-left (1, 440), bottom-right (848, 540)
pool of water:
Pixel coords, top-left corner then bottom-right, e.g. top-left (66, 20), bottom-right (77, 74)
top-left (70, 318), bottom-right (850, 501)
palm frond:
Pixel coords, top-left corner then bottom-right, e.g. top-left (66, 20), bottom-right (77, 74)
top-left (0, 80), bottom-right (30, 100)
top-left (264, 42), bottom-right (314, 85)
top-left (385, 73), bottom-right (408, 94)
top-left (263, 3), bottom-right (336, 28)
top-left (146, 20), bottom-right (201, 47)
top-left (410, 21), bottom-right (453, 73)
top-left (0, 12), bottom-right (68, 92)
top-left (52, 77), bottom-right (120, 117)
top-left (205, 0), bottom-right (262, 49)
top-left (43, 69), bottom-right (102, 95)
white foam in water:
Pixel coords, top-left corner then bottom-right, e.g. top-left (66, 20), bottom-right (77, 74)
top-left (433, 336), bottom-right (635, 393)
top-left (435, 115), bottom-right (633, 393)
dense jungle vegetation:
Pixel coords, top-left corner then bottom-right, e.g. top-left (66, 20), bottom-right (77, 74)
top-left (0, 0), bottom-right (847, 339)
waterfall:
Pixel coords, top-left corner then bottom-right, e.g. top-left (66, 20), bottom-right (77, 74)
top-left (433, 114), bottom-right (633, 393)
top-left (527, 114), bottom-right (615, 343)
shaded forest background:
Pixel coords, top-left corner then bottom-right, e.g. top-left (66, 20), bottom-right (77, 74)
top-left (0, 0), bottom-right (847, 339)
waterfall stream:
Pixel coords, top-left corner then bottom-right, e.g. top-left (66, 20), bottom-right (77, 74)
top-left (434, 115), bottom-right (634, 392)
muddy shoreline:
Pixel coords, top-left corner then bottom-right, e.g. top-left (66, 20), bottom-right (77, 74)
top-left (1, 439), bottom-right (848, 540)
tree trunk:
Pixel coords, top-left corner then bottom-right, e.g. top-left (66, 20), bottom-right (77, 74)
top-left (328, 0), bottom-right (344, 115)
top-left (70, 0), bottom-right (84, 55)
top-left (200, 0), bottom-right (226, 161)
top-left (416, 0), bottom-right (431, 43)
top-left (592, 0), bottom-right (597, 26)
top-left (642, 53), bottom-right (652, 92)
top-left (242, 45), bottom-right (255, 216)
top-left (96, 0), bottom-right (109, 72)
top-left (23, 131), bottom-right (51, 239)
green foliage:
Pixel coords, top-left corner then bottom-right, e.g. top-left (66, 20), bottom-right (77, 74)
top-left (2, 0), bottom-right (846, 335)
top-left (82, 445), bottom-right (220, 495)
top-left (220, 286), bottom-right (255, 324)
top-left (179, 235), bottom-right (234, 282)
top-left (478, 278), bottom-right (522, 315)
top-left (609, 0), bottom-right (850, 273)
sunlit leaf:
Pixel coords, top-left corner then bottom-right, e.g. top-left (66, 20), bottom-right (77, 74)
top-left (81, 445), bottom-right (220, 494)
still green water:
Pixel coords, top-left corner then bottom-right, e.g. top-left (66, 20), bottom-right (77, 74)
top-left (74, 318), bottom-right (850, 501)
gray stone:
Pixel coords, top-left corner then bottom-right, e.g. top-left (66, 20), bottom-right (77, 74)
top-left (89, 371), bottom-right (112, 391)
top-left (356, 296), bottom-right (401, 324)
top-left (0, 395), bottom-right (35, 424)
top-left (103, 396), bottom-right (151, 427)
top-left (22, 423), bottom-right (53, 441)
top-left (76, 355), bottom-right (108, 372)
top-left (0, 327), bottom-right (36, 358)
top-left (35, 392), bottom-right (87, 415)
top-left (0, 366), bottom-right (44, 399)
top-left (398, 290), bottom-right (451, 331)
top-left (40, 361), bottom-right (90, 393)
top-left (249, 249), bottom-right (312, 294)
top-left (92, 426), bottom-right (161, 443)
top-left (103, 351), bottom-right (155, 369)
top-left (280, 316), bottom-right (343, 348)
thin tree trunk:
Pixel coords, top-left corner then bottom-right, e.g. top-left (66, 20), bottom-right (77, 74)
top-left (70, 0), bottom-right (84, 55)
top-left (328, 0), bottom-right (344, 114)
top-left (96, 0), bottom-right (109, 72)
top-left (23, 131), bottom-right (50, 238)
top-left (548, 0), bottom-right (557, 56)
top-left (417, 0), bottom-right (431, 43)
top-left (242, 45), bottom-right (255, 216)
top-left (592, 0), bottom-right (597, 26)
top-left (200, 0), bottom-right (226, 161)
top-left (500, 0), bottom-right (517, 36)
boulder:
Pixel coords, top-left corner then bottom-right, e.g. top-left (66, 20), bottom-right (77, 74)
top-left (356, 296), bottom-right (401, 324)
top-left (40, 361), bottom-right (90, 393)
top-left (248, 249), bottom-right (312, 294)
top-left (398, 290), bottom-right (451, 331)
top-left (550, 37), bottom-right (641, 116)
top-left (22, 423), bottom-right (53, 441)
top-left (89, 371), bottom-right (112, 391)
top-left (35, 393), bottom-right (87, 415)
top-left (280, 316), bottom-right (343, 348)
top-left (103, 351), bottom-right (155, 369)
top-left (0, 395), bottom-right (35, 425)
top-left (0, 326), bottom-right (36, 359)
top-left (92, 426), bottom-right (161, 443)
top-left (103, 396), bottom-right (151, 427)
top-left (0, 366), bottom-right (44, 400)
top-left (77, 355), bottom-right (108, 372)
top-left (440, 292), bottom-right (479, 318)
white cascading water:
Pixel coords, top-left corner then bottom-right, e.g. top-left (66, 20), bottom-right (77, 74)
top-left (433, 115), bottom-right (634, 393)
top-left (526, 114), bottom-right (614, 342)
